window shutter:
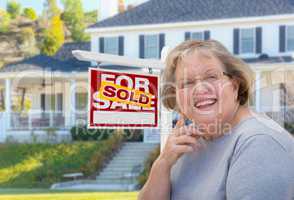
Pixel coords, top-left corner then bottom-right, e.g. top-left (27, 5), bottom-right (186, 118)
top-left (118, 36), bottom-right (124, 56)
top-left (41, 94), bottom-right (45, 111)
top-left (185, 32), bottom-right (191, 40)
top-left (279, 25), bottom-right (286, 52)
top-left (99, 37), bottom-right (104, 53)
top-left (159, 33), bottom-right (165, 58)
top-left (233, 28), bottom-right (240, 55)
top-left (204, 30), bottom-right (210, 40)
top-left (256, 27), bottom-right (262, 54)
top-left (57, 93), bottom-right (63, 111)
top-left (139, 35), bottom-right (144, 58)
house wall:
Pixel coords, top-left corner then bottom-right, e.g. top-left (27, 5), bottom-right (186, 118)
top-left (89, 16), bottom-right (294, 114)
top-left (90, 17), bottom-right (294, 59)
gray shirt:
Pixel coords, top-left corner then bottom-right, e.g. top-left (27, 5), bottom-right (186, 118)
top-left (170, 115), bottom-right (294, 200)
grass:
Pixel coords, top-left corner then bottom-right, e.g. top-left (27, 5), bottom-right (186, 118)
top-left (0, 189), bottom-right (138, 200)
top-left (0, 134), bottom-right (123, 188)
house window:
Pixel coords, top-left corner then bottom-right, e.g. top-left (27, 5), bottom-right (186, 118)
top-left (104, 37), bottom-right (119, 55)
top-left (191, 32), bottom-right (204, 40)
top-left (75, 93), bottom-right (87, 111)
top-left (41, 93), bottom-right (63, 111)
top-left (144, 35), bottom-right (159, 58)
top-left (240, 28), bottom-right (255, 54)
top-left (286, 25), bottom-right (294, 51)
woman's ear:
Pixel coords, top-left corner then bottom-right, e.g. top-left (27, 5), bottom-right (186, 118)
top-left (231, 78), bottom-right (239, 101)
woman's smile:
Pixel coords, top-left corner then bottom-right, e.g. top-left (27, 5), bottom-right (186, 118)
top-left (193, 95), bottom-right (218, 111)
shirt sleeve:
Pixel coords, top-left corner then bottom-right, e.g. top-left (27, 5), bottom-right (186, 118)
top-left (226, 134), bottom-right (294, 200)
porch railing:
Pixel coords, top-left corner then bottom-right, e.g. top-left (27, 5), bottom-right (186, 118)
top-left (11, 111), bottom-right (65, 130)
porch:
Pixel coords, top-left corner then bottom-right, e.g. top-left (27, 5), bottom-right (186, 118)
top-left (0, 69), bottom-right (88, 142)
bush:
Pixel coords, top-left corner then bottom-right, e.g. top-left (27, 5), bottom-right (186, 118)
top-left (70, 125), bottom-right (113, 141)
top-left (70, 126), bottom-right (143, 142)
top-left (0, 9), bottom-right (11, 33)
top-left (137, 145), bottom-right (160, 188)
top-left (285, 122), bottom-right (294, 135)
top-left (123, 129), bottom-right (143, 142)
top-left (6, 0), bottom-right (21, 19)
top-left (23, 7), bottom-right (37, 20)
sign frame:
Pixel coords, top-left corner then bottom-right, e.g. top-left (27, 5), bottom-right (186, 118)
top-left (87, 67), bottom-right (160, 129)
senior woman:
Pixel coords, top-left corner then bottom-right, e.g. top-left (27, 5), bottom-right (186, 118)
top-left (138, 40), bottom-right (294, 200)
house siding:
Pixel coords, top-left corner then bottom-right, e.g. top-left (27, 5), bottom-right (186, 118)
top-left (90, 18), bottom-right (294, 60)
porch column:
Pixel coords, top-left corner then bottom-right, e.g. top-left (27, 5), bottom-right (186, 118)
top-left (64, 81), bottom-right (71, 127)
top-left (255, 71), bottom-right (261, 112)
top-left (5, 79), bottom-right (11, 129)
top-left (70, 80), bottom-right (76, 126)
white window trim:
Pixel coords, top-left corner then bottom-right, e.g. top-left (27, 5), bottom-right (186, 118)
top-left (239, 28), bottom-right (256, 57)
top-left (104, 36), bottom-right (119, 55)
top-left (144, 34), bottom-right (159, 59)
top-left (286, 25), bottom-right (294, 52)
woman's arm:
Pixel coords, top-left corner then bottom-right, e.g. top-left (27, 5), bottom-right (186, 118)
top-left (138, 117), bottom-right (199, 200)
top-left (137, 157), bottom-right (172, 200)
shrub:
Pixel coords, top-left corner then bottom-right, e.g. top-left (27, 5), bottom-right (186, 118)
top-left (23, 7), bottom-right (37, 20)
top-left (123, 129), bottom-right (143, 142)
top-left (0, 9), bottom-right (11, 33)
top-left (70, 126), bottom-right (143, 142)
top-left (137, 145), bottom-right (160, 188)
top-left (70, 125), bottom-right (113, 141)
top-left (6, 0), bottom-right (21, 19)
top-left (285, 122), bottom-right (294, 135)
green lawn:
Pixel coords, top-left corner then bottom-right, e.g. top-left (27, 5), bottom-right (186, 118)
top-left (0, 189), bottom-right (138, 200)
top-left (0, 134), bottom-right (123, 188)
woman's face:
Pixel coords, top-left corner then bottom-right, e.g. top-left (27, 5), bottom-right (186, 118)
top-left (175, 50), bottom-right (239, 129)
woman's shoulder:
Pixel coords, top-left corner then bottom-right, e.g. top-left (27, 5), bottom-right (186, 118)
top-left (227, 116), bottom-right (294, 200)
top-left (231, 113), bottom-right (294, 160)
top-left (234, 114), bottom-right (294, 151)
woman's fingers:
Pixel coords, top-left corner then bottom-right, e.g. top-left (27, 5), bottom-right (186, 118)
top-left (174, 134), bottom-right (197, 145)
top-left (173, 145), bottom-right (194, 154)
top-left (175, 114), bottom-right (185, 129)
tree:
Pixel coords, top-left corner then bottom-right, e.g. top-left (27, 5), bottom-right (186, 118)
top-left (43, 0), bottom-right (60, 21)
top-left (6, 0), bottom-right (21, 19)
top-left (62, 0), bottom-right (88, 41)
top-left (0, 9), bottom-right (11, 33)
top-left (40, 0), bottom-right (64, 56)
top-left (23, 7), bottom-right (37, 20)
top-left (40, 15), bottom-right (64, 56)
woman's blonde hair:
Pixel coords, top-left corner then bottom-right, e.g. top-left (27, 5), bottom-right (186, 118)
top-left (161, 40), bottom-right (254, 110)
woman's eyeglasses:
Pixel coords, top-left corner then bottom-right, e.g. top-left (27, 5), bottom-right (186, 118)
top-left (176, 71), bottom-right (231, 89)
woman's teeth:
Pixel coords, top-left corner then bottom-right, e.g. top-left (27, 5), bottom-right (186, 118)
top-left (195, 99), bottom-right (217, 108)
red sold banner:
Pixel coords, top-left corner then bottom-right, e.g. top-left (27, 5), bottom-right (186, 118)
top-left (88, 68), bottom-right (159, 128)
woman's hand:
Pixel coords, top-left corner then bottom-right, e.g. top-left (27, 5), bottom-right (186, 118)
top-left (158, 115), bottom-right (201, 168)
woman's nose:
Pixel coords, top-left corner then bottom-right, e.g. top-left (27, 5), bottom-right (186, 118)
top-left (192, 81), bottom-right (211, 95)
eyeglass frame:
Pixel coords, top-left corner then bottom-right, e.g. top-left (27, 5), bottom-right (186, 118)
top-left (175, 70), bottom-right (232, 90)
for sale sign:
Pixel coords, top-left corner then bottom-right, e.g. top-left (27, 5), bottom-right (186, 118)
top-left (88, 68), bottom-right (159, 128)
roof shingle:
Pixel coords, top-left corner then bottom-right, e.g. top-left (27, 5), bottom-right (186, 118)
top-left (89, 0), bottom-right (294, 29)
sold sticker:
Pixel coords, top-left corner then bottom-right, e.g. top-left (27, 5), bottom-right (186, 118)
top-left (88, 68), bottom-right (159, 128)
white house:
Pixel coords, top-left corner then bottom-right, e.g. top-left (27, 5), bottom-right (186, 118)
top-left (0, 0), bottom-right (294, 143)
top-left (87, 0), bottom-right (294, 118)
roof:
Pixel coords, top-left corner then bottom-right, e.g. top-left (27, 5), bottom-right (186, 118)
top-left (89, 0), bottom-right (294, 29)
top-left (0, 55), bottom-right (90, 73)
top-left (54, 42), bottom-right (90, 61)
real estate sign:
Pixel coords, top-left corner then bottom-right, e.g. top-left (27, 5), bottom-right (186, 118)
top-left (88, 68), bottom-right (159, 128)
